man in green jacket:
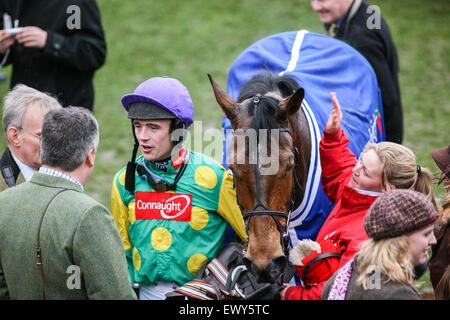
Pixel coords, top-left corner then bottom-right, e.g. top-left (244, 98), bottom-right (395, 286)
top-left (0, 107), bottom-right (136, 300)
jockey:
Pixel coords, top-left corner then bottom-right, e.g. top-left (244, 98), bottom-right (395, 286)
top-left (111, 76), bottom-right (247, 300)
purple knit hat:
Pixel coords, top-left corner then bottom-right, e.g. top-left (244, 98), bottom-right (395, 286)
top-left (121, 76), bottom-right (194, 127)
top-left (364, 189), bottom-right (438, 240)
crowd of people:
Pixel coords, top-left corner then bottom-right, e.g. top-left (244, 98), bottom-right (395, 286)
top-left (0, 0), bottom-right (448, 301)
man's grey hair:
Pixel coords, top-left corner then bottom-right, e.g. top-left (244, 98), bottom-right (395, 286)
top-left (41, 107), bottom-right (99, 172)
top-left (2, 84), bottom-right (62, 142)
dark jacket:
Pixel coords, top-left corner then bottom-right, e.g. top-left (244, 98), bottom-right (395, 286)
top-left (326, 0), bottom-right (403, 143)
top-left (0, 0), bottom-right (106, 110)
top-left (429, 219), bottom-right (450, 290)
top-left (322, 257), bottom-right (421, 300)
top-left (0, 148), bottom-right (25, 191)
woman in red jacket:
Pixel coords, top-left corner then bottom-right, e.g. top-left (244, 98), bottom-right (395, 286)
top-left (281, 93), bottom-right (436, 300)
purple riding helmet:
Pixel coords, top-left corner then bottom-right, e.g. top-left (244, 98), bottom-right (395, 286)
top-left (121, 76), bottom-right (194, 194)
top-left (121, 76), bottom-right (194, 126)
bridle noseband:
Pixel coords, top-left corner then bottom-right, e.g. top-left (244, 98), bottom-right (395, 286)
top-left (234, 94), bottom-right (302, 256)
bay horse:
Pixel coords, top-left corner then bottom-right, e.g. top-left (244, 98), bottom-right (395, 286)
top-left (209, 30), bottom-right (385, 285)
top-left (209, 72), bottom-right (310, 283)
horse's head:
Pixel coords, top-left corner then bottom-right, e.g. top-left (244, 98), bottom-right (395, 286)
top-left (209, 72), bottom-right (304, 283)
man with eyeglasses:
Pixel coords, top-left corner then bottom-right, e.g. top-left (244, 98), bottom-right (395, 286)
top-left (111, 76), bottom-right (247, 300)
top-left (1, 84), bottom-right (61, 191)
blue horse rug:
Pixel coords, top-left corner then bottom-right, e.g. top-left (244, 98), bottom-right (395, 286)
top-left (222, 30), bottom-right (386, 245)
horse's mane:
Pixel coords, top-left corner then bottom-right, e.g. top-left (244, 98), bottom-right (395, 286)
top-left (238, 72), bottom-right (299, 133)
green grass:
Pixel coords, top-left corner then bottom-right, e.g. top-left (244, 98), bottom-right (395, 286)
top-left (0, 0), bottom-right (448, 296)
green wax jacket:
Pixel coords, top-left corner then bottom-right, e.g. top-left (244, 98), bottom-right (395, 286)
top-left (0, 172), bottom-right (136, 300)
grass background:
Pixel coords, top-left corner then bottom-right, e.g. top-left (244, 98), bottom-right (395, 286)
top-left (0, 0), bottom-right (448, 295)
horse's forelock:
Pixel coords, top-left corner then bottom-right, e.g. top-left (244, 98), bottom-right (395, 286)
top-left (248, 96), bottom-right (282, 132)
top-left (237, 72), bottom-right (298, 151)
top-left (238, 72), bottom-right (299, 102)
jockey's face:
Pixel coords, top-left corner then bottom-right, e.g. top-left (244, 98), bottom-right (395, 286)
top-left (348, 149), bottom-right (383, 192)
top-left (310, 0), bottom-right (353, 24)
top-left (133, 119), bottom-right (173, 161)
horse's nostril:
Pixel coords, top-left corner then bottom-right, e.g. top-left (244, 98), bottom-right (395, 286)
top-left (268, 268), bottom-right (280, 280)
top-left (273, 256), bottom-right (288, 272)
top-left (264, 256), bottom-right (287, 283)
top-left (243, 256), bottom-right (287, 283)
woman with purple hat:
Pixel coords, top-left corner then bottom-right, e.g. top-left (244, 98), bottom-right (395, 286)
top-left (111, 76), bottom-right (247, 300)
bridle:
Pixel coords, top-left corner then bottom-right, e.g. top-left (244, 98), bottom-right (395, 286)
top-left (234, 94), bottom-right (303, 256)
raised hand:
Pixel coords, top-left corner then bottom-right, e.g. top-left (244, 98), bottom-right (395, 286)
top-left (324, 92), bottom-right (343, 134)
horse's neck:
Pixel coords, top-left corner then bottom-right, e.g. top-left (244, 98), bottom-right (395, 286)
top-left (289, 107), bottom-right (311, 207)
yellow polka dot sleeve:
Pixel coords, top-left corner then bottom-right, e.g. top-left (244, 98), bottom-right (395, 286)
top-left (111, 171), bottom-right (132, 251)
top-left (217, 170), bottom-right (248, 242)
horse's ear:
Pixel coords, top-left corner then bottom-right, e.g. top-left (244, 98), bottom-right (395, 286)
top-left (279, 87), bottom-right (304, 118)
top-left (208, 74), bottom-right (239, 122)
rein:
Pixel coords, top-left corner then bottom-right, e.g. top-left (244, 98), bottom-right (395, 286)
top-left (236, 94), bottom-right (302, 256)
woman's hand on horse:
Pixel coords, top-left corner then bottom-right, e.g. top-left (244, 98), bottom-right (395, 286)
top-left (325, 92), bottom-right (343, 134)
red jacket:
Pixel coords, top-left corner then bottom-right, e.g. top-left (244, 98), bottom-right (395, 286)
top-left (285, 129), bottom-right (379, 300)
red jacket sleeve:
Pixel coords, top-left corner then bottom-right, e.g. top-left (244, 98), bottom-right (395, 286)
top-left (284, 281), bottom-right (326, 300)
top-left (284, 240), bottom-right (365, 300)
top-left (319, 129), bottom-right (357, 204)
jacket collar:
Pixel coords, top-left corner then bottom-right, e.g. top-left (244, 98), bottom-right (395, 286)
top-left (30, 172), bottom-right (83, 192)
top-left (340, 183), bottom-right (379, 213)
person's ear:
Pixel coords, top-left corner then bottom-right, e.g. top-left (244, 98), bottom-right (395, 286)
top-left (7, 126), bottom-right (21, 147)
top-left (381, 183), bottom-right (395, 192)
top-left (86, 148), bottom-right (96, 168)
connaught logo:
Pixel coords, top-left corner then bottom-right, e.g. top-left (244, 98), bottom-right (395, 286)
top-left (135, 192), bottom-right (193, 221)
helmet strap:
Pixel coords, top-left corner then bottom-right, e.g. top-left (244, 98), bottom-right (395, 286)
top-left (125, 120), bottom-right (140, 195)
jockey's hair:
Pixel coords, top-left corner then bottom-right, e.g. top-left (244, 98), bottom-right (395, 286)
top-left (363, 142), bottom-right (437, 209)
top-left (2, 84), bottom-right (62, 143)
